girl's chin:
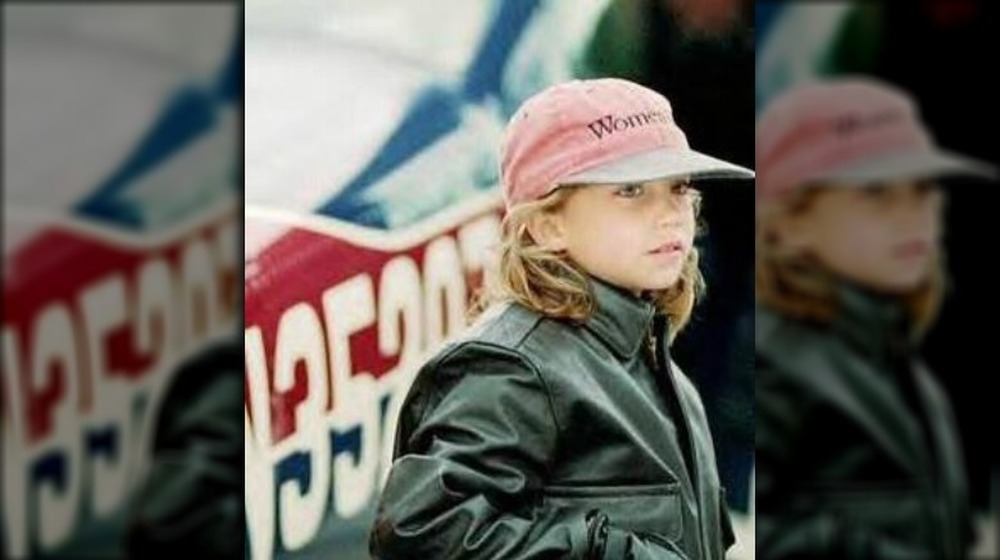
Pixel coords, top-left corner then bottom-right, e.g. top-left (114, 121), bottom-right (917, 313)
top-left (636, 275), bottom-right (683, 294)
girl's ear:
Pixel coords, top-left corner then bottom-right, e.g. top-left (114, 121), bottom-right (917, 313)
top-left (524, 210), bottom-right (569, 252)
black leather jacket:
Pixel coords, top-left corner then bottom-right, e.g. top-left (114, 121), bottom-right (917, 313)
top-left (756, 285), bottom-right (974, 559)
top-left (126, 341), bottom-right (243, 559)
top-left (370, 278), bottom-right (733, 559)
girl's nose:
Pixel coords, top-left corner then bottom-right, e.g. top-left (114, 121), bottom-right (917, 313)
top-left (653, 186), bottom-right (689, 225)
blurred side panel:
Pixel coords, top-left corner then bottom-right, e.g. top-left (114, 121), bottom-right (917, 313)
top-left (3, 3), bottom-right (240, 558)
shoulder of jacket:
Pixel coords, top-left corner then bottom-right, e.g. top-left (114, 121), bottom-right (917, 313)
top-left (755, 304), bottom-right (839, 370)
top-left (462, 301), bottom-right (545, 349)
top-left (404, 304), bottom-right (560, 428)
top-left (416, 302), bottom-right (547, 376)
top-left (449, 301), bottom-right (584, 361)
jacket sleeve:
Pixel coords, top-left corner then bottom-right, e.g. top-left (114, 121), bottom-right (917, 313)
top-left (369, 343), bottom-right (685, 560)
top-left (125, 341), bottom-right (243, 559)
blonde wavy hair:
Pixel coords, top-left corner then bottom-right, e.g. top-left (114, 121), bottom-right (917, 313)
top-left (756, 187), bottom-right (945, 337)
top-left (469, 187), bottom-right (705, 342)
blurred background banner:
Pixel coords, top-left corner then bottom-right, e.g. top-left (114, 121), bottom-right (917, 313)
top-left (756, 3), bottom-right (998, 559)
top-left (3, 3), bottom-right (240, 558)
top-left (245, 1), bottom-right (755, 559)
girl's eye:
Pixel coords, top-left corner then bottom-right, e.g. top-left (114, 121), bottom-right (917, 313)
top-left (916, 181), bottom-right (941, 196)
top-left (861, 185), bottom-right (890, 200)
top-left (615, 184), bottom-right (645, 198)
top-left (672, 181), bottom-right (691, 195)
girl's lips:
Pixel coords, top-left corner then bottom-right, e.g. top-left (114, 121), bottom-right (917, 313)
top-left (893, 239), bottom-right (932, 259)
top-left (649, 241), bottom-right (684, 255)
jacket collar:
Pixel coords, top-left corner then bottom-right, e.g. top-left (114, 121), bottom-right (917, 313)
top-left (832, 281), bottom-right (914, 362)
top-left (583, 276), bottom-right (658, 359)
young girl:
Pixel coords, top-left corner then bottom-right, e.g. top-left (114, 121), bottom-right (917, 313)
top-left (755, 77), bottom-right (995, 559)
top-left (369, 78), bottom-right (753, 559)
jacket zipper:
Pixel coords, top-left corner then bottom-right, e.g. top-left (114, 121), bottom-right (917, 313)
top-left (648, 316), bottom-right (710, 558)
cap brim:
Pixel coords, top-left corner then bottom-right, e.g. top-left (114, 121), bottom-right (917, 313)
top-left (560, 147), bottom-right (755, 186)
top-left (817, 148), bottom-right (998, 185)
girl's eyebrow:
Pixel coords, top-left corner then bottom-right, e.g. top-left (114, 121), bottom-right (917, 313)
top-left (659, 177), bottom-right (691, 187)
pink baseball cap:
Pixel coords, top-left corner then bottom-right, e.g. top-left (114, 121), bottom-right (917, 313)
top-left (499, 78), bottom-right (754, 208)
top-left (757, 77), bottom-right (997, 200)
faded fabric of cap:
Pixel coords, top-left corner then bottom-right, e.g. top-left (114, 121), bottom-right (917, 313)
top-left (499, 78), bottom-right (754, 208)
top-left (756, 77), bottom-right (997, 201)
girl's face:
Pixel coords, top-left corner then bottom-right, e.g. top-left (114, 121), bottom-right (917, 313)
top-left (788, 180), bottom-right (945, 294)
top-left (541, 178), bottom-right (699, 295)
